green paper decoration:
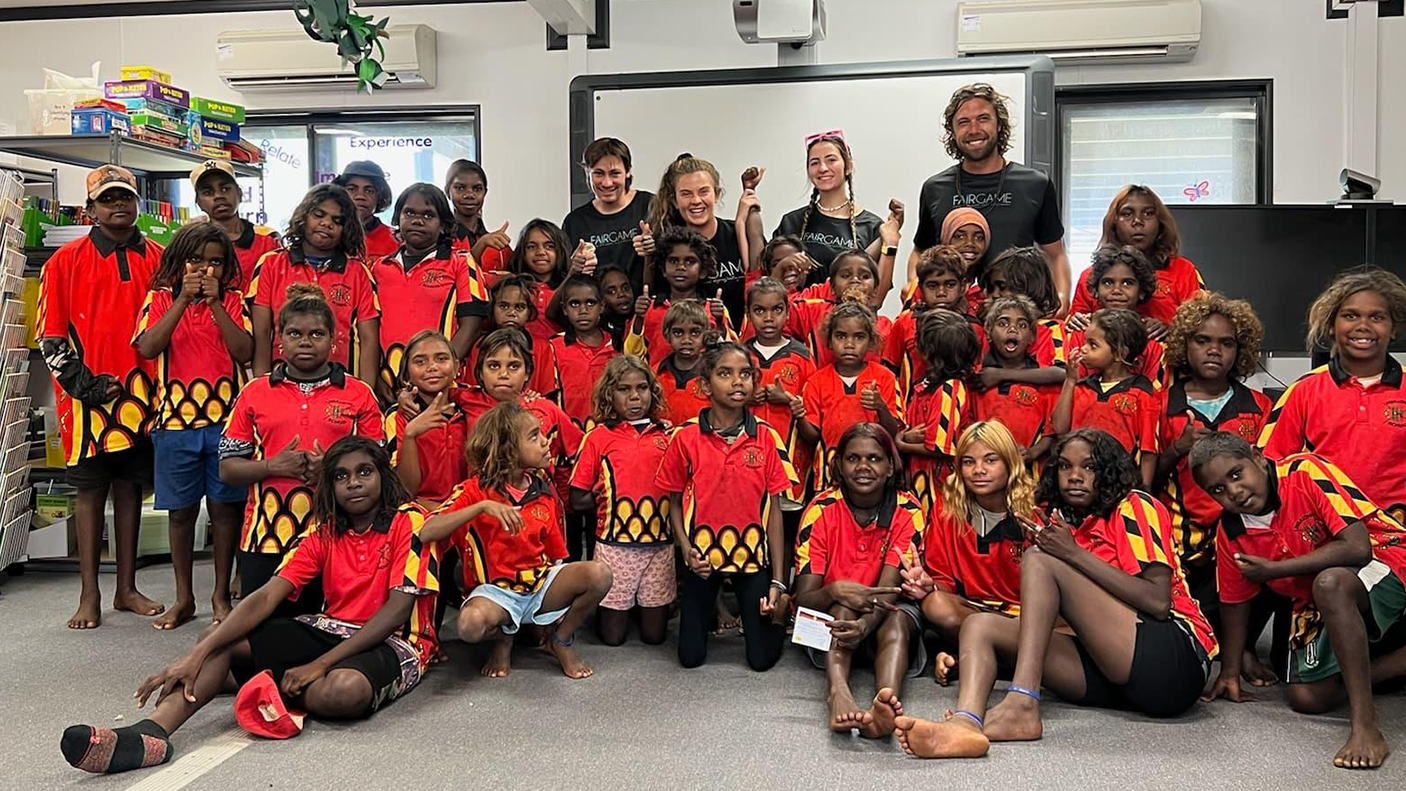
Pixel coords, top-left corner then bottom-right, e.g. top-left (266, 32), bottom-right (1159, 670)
top-left (292, 0), bottom-right (391, 92)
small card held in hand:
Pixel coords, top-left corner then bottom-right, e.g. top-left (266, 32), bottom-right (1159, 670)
top-left (791, 606), bottom-right (835, 652)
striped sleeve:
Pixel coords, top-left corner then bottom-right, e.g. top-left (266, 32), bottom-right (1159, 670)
top-left (1257, 370), bottom-right (1318, 459)
top-left (793, 493), bottom-right (833, 577)
top-left (1284, 454), bottom-right (1377, 532)
top-left (130, 290), bottom-right (160, 345)
top-left (760, 421), bottom-right (801, 488)
top-left (392, 505), bottom-right (440, 595)
top-left (894, 493), bottom-right (925, 567)
top-left (923, 379), bottom-right (969, 456)
top-left (1115, 492), bottom-right (1172, 572)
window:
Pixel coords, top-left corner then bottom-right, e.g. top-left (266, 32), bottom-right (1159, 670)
top-left (177, 108), bottom-right (479, 236)
top-left (1056, 82), bottom-right (1270, 285)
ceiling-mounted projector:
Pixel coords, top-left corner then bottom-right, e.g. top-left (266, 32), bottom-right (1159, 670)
top-left (734, 0), bottom-right (827, 45)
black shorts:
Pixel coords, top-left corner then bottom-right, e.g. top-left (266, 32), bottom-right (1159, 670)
top-left (1073, 617), bottom-right (1210, 718)
top-left (236, 618), bottom-right (406, 713)
top-left (66, 441), bottom-right (154, 490)
top-left (237, 551), bottom-right (323, 619)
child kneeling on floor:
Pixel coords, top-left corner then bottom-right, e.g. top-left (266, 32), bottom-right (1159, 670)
top-left (422, 402), bottom-right (612, 679)
top-left (61, 437), bottom-right (440, 774)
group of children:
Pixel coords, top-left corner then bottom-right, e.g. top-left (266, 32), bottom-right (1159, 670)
top-left (49, 133), bottom-right (1406, 775)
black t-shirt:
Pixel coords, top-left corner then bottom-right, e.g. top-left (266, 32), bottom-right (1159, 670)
top-left (701, 218), bottom-right (747, 328)
top-left (912, 162), bottom-right (1064, 260)
top-left (773, 206), bottom-right (883, 287)
top-left (562, 190), bottom-right (655, 293)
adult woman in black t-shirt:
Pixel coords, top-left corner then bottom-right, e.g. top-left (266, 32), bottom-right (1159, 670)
top-left (562, 137), bottom-right (656, 294)
top-left (767, 133), bottom-right (902, 294)
top-left (645, 154), bottom-right (754, 326)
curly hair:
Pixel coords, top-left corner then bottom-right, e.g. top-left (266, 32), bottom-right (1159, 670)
top-left (1163, 292), bottom-right (1263, 381)
top-left (941, 421), bottom-right (1037, 525)
top-left (1305, 266), bottom-right (1406, 353)
top-left (286, 183), bottom-right (365, 259)
top-left (829, 422), bottom-right (906, 497)
top-left (1037, 429), bottom-right (1139, 520)
top-left (467, 401), bottom-right (540, 493)
top-left (761, 234), bottom-right (805, 270)
top-left (1089, 308), bottom-right (1149, 370)
top-left (1086, 245), bottom-right (1158, 305)
top-left (150, 220), bottom-right (240, 294)
top-left (310, 436), bottom-right (409, 536)
top-left (822, 299), bottom-right (880, 351)
top-left (982, 247), bottom-right (1059, 318)
top-left (917, 309), bottom-right (980, 383)
top-left (652, 228), bottom-right (718, 294)
top-left (278, 282), bottom-right (334, 334)
top-left (591, 354), bottom-right (666, 424)
top-left (508, 218), bottom-right (571, 288)
top-left (983, 295), bottom-right (1040, 341)
top-left (942, 83), bottom-right (1013, 161)
top-left (1100, 185), bottom-right (1181, 266)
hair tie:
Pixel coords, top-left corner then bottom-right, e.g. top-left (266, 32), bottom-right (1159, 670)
top-left (675, 152), bottom-right (692, 162)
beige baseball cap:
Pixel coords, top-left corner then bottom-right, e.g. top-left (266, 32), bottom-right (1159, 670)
top-left (189, 158), bottom-right (237, 189)
top-left (85, 165), bottom-right (138, 201)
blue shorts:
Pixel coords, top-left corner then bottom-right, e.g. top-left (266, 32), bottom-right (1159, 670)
top-left (152, 425), bottom-right (248, 510)
top-left (466, 563), bottom-right (570, 634)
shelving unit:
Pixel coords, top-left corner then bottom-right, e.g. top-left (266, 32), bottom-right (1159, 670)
top-left (0, 132), bottom-right (261, 179)
top-left (0, 169), bottom-right (34, 571)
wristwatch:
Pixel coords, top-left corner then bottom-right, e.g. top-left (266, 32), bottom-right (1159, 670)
top-left (881, 245), bottom-right (899, 258)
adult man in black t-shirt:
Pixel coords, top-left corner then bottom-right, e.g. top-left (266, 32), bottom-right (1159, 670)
top-left (910, 83), bottom-right (1071, 314)
top-left (562, 137), bottom-right (656, 293)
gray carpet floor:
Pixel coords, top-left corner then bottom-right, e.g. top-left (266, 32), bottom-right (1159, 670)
top-left (1, 560), bottom-right (1402, 790)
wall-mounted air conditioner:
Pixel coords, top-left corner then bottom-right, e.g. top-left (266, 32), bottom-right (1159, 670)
top-left (216, 24), bottom-right (437, 92)
top-left (956, 0), bottom-right (1201, 66)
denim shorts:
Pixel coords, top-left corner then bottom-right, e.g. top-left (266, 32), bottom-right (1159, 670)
top-left (153, 425), bottom-right (248, 510)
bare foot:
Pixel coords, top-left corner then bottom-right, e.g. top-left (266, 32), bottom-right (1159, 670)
top-left (431, 647), bottom-right (451, 664)
top-left (113, 590), bottom-right (165, 617)
top-left (481, 636), bottom-right (512, 678)
top-left (984, 692), bottom-right (1043, 742)
top-left (1241, 650), bottom-right (1278, 687)
top-left (1335, 727), bottom-right (1390, 769)
top-left (934, 652), bottom-right (958, 686)
top-left (858, 687), bottom-right (904, 739)
top-left (67, 592), bottom-right (101, 630)
top-left (545, 637), bottom-right (593, 679)
top-left (210, 594), bottom-right (233, 625)
top-left (152, 599), bottom-right (196, 630)
top-left (713, 610), bottom-right (741, 635)
top-left (828, 688), bottom-right (871, 733)
top-left (893, 714), bottom-right (990, 758)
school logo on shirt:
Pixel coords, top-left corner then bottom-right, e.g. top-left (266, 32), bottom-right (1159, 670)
top-left (528, 503), bottom-right (551, 524)
top-left (743, 447), bottom-right (762, 468)
top-left (779, 363), bottom-right (799, 385)
top-left (1111, 394), bottom-right (1137, 415)
top-left (653, 435), bottom-right (669, 451)
top-left (688, 379), bottom-right (707, 398)
top-left (377, 542), bottom-right (392, 569)
top-left (1294, 514), bottom-right (1326, 545)
top-left (1014, 386), bottom-right (1037, 406)
top-left (420, 269), bottom-right (449, 288)
top-left (1384, 400), bottom-right (1406, 427)
top-left (1233, 420), bottom-right (1259, 441)
top-left (325, 400), bottom-right (353, 423)
top-left (326, 283), bottom-right (353, 306)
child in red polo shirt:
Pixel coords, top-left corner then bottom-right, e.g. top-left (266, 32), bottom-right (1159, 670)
top-left (979, 247), bottom-right (1067, 369)
top-left (972, 296), bottom-right (1060, 460)
top-left (786, 252), bottom-right (890, 369)
top-left (570, 355), bottom-right (674, 646)
top-left (334, 160), bottom-right (400, 259)
top-left (221, 284), bottom-right (384, 615)
top-left (892, 429), bottom-right (1216, 760)
top-left (598, 265), bottom-right (637, 346)
top-left (505, 219), bottom-right (575, 342)
top-left (886, 246), bottom-right (983, 398)
top-left (134, 222), bottom-right (254, 630)
top-left (798, 301), bottom-right (903, 493)
top-left (189, 159), bottom-right (278, 293)
top-left (654, 300), bottom-right (713, 424)
top-left (548, 273), bottom-right (620, 429)
top-left (371, 183), bottom-right (488, 400)
top-left (631, 229), bottom-right (733, 366)
top-left (61, 437), bottom-right (438, 775)
top-left (793, 423), bottom-right (926, 738)
top-left (385, 331), bottom-right (469, 510)
top-left (899, 421), bottom-right (1036, 685)
top-left (1193, 436), bottom-right (1406, 770)
top-left (39, 164), bottom-right (163, 630)
top-left (1156, 292), bottom-right (1279, 685)
top-left (423, 402), bottom-right (612, 680)
top-left (1069, 185), bottom-right (1204, 333)
top-left (1064, 246), bottom-right (1167, 386)
top-left (446, 159), bottom-right (512, 274)
top-left (1052, 308), bottom-right (1161, 488)
top-left (461, 275), bottom-right (559, 398)
top-left (895, 309), bottom-right (979, 517)
top-left (248, 183), bottom-right (381, 388)
top-left (657, 340), bottom-right (798, 670)
top-left (1259, 267), bottom-right (1406, 524)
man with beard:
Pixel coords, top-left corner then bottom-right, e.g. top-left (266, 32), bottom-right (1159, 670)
top-left (190, 159), bottom-right (279, 292)
top-left (910, 84), bottom-right (1070, 314)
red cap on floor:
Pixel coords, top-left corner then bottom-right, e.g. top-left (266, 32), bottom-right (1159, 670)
top-left (234, 670), bottom-right (306, 740)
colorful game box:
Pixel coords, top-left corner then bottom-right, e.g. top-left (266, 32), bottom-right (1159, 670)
top-left (120, 65), bottom-right (172, 83)
top-left (190, 96), bottom-right (245, 124)
top-left (104, 79), bottom-right (189, 109)
top-left (70, 108), bottom-right (130, 136)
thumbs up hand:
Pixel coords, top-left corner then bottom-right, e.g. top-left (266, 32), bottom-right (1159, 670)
top-left (708, 288), bottom-right (726, 323)
top-left (632, 220), bottom-right (656, 257)
top-left (635, 284), bottom-right (652, 317)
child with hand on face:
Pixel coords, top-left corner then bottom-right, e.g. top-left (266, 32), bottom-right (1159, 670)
top-left (1064, 246), bottom-right (1167, 385)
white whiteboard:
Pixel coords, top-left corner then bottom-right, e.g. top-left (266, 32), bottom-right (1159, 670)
top-left (581, 60), bottom-right (1050, 316)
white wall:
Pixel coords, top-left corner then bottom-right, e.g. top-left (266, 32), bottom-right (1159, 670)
top-left (0, 0), bottom-right (1400, 222)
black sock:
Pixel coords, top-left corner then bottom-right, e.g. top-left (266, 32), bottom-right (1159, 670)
top-left (61, 718), bottom-right (172, 773)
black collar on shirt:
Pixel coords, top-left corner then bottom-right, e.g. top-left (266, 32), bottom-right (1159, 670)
top-left (503, 473), bottom-right (554, 506)
top-left (288, 245), bottom-right (349, 273)
top-left (838, 485), bottom-right (899, 532)
top-left (971, 511), bottom-right (1026, 553)
top-left (1328, 354), bottom-right (1404, 388)
top-left (270, 361), bottom-right (348, 387)
top-left (396, 240), bottom-right (453, 271)
top-left (603, 416), bottom-right (667, 432)
top-left (1078, 373), bottom-right (1156, 400)
top-left (657, 355), bottom-right (702, 388)
top-left (699, 407), bottom-right (759, 439)
top-left (561, 325), bottom-right (616, 351)
top-left (1221, 458), bottom-right (1280, 540)
top-left (452, 220), bottom-right (486, 242)
top-left (745, 336), bottom-right (813, 363)
top-left (338, 509), bottom-right (394, 535)
top-left (982, 352), bottom-right (1039, 394)
top-left (1165, 379), bottom-right (1265, 427)
top-left (88, 225), bottom-right (146, 257)
top-left (234, 218), bottom-right (256, 249)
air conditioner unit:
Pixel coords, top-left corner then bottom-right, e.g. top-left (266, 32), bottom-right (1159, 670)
top-left (956, 0), bottom-right (1201, 65)
top-left (216, 24), bottom-right (437, 92)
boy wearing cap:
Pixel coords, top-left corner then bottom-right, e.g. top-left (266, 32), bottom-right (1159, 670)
top-left (37, 165), bottom-right (164, 629)
top-left (334, 160), bottom-right (400, 259)
top-left (190, 159), bottom-right (279, 292)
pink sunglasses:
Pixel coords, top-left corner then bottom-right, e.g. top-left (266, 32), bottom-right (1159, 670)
top-left (804, 129), bottom-right (848, 149)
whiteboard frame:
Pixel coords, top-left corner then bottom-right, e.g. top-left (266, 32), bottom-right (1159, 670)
top-left (567, 56), bottom-right (1057, 208)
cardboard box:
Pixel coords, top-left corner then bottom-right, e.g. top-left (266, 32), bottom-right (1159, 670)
top-left (70, 108), bottom-right (130, 136)
top-left (73, 97), bottom-right (127, 113)
top-left (120, 65), bottom-right (172, 83)
top-left (24, 88), bottom-right (97, 135)
top-left (130, 113), bottom-right (186, 136)
top-left (130, 126), bottom-right (186, 148)
top-left (187, 114), bottom-right (239, 142)
top-left (122, 97), bottom-right (184, 121)
top-left (190, 96), bottom-right (245, 124)
top-left (104, 79), bottom-right (189, 109)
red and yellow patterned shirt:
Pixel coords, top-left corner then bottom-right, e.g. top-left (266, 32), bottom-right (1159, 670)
top-left (132, 288), bottom-right (250, 430)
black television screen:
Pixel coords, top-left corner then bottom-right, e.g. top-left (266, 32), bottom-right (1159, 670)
top-left (1168, 205), bottom-right (1405, 352)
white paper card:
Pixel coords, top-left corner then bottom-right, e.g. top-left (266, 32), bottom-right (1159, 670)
top-left (216, 43), bottom-right (234, 61)
top-left (961, 14), bottom-right (981, 32)
top-left (792, 606), bottom-right (834, 652)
